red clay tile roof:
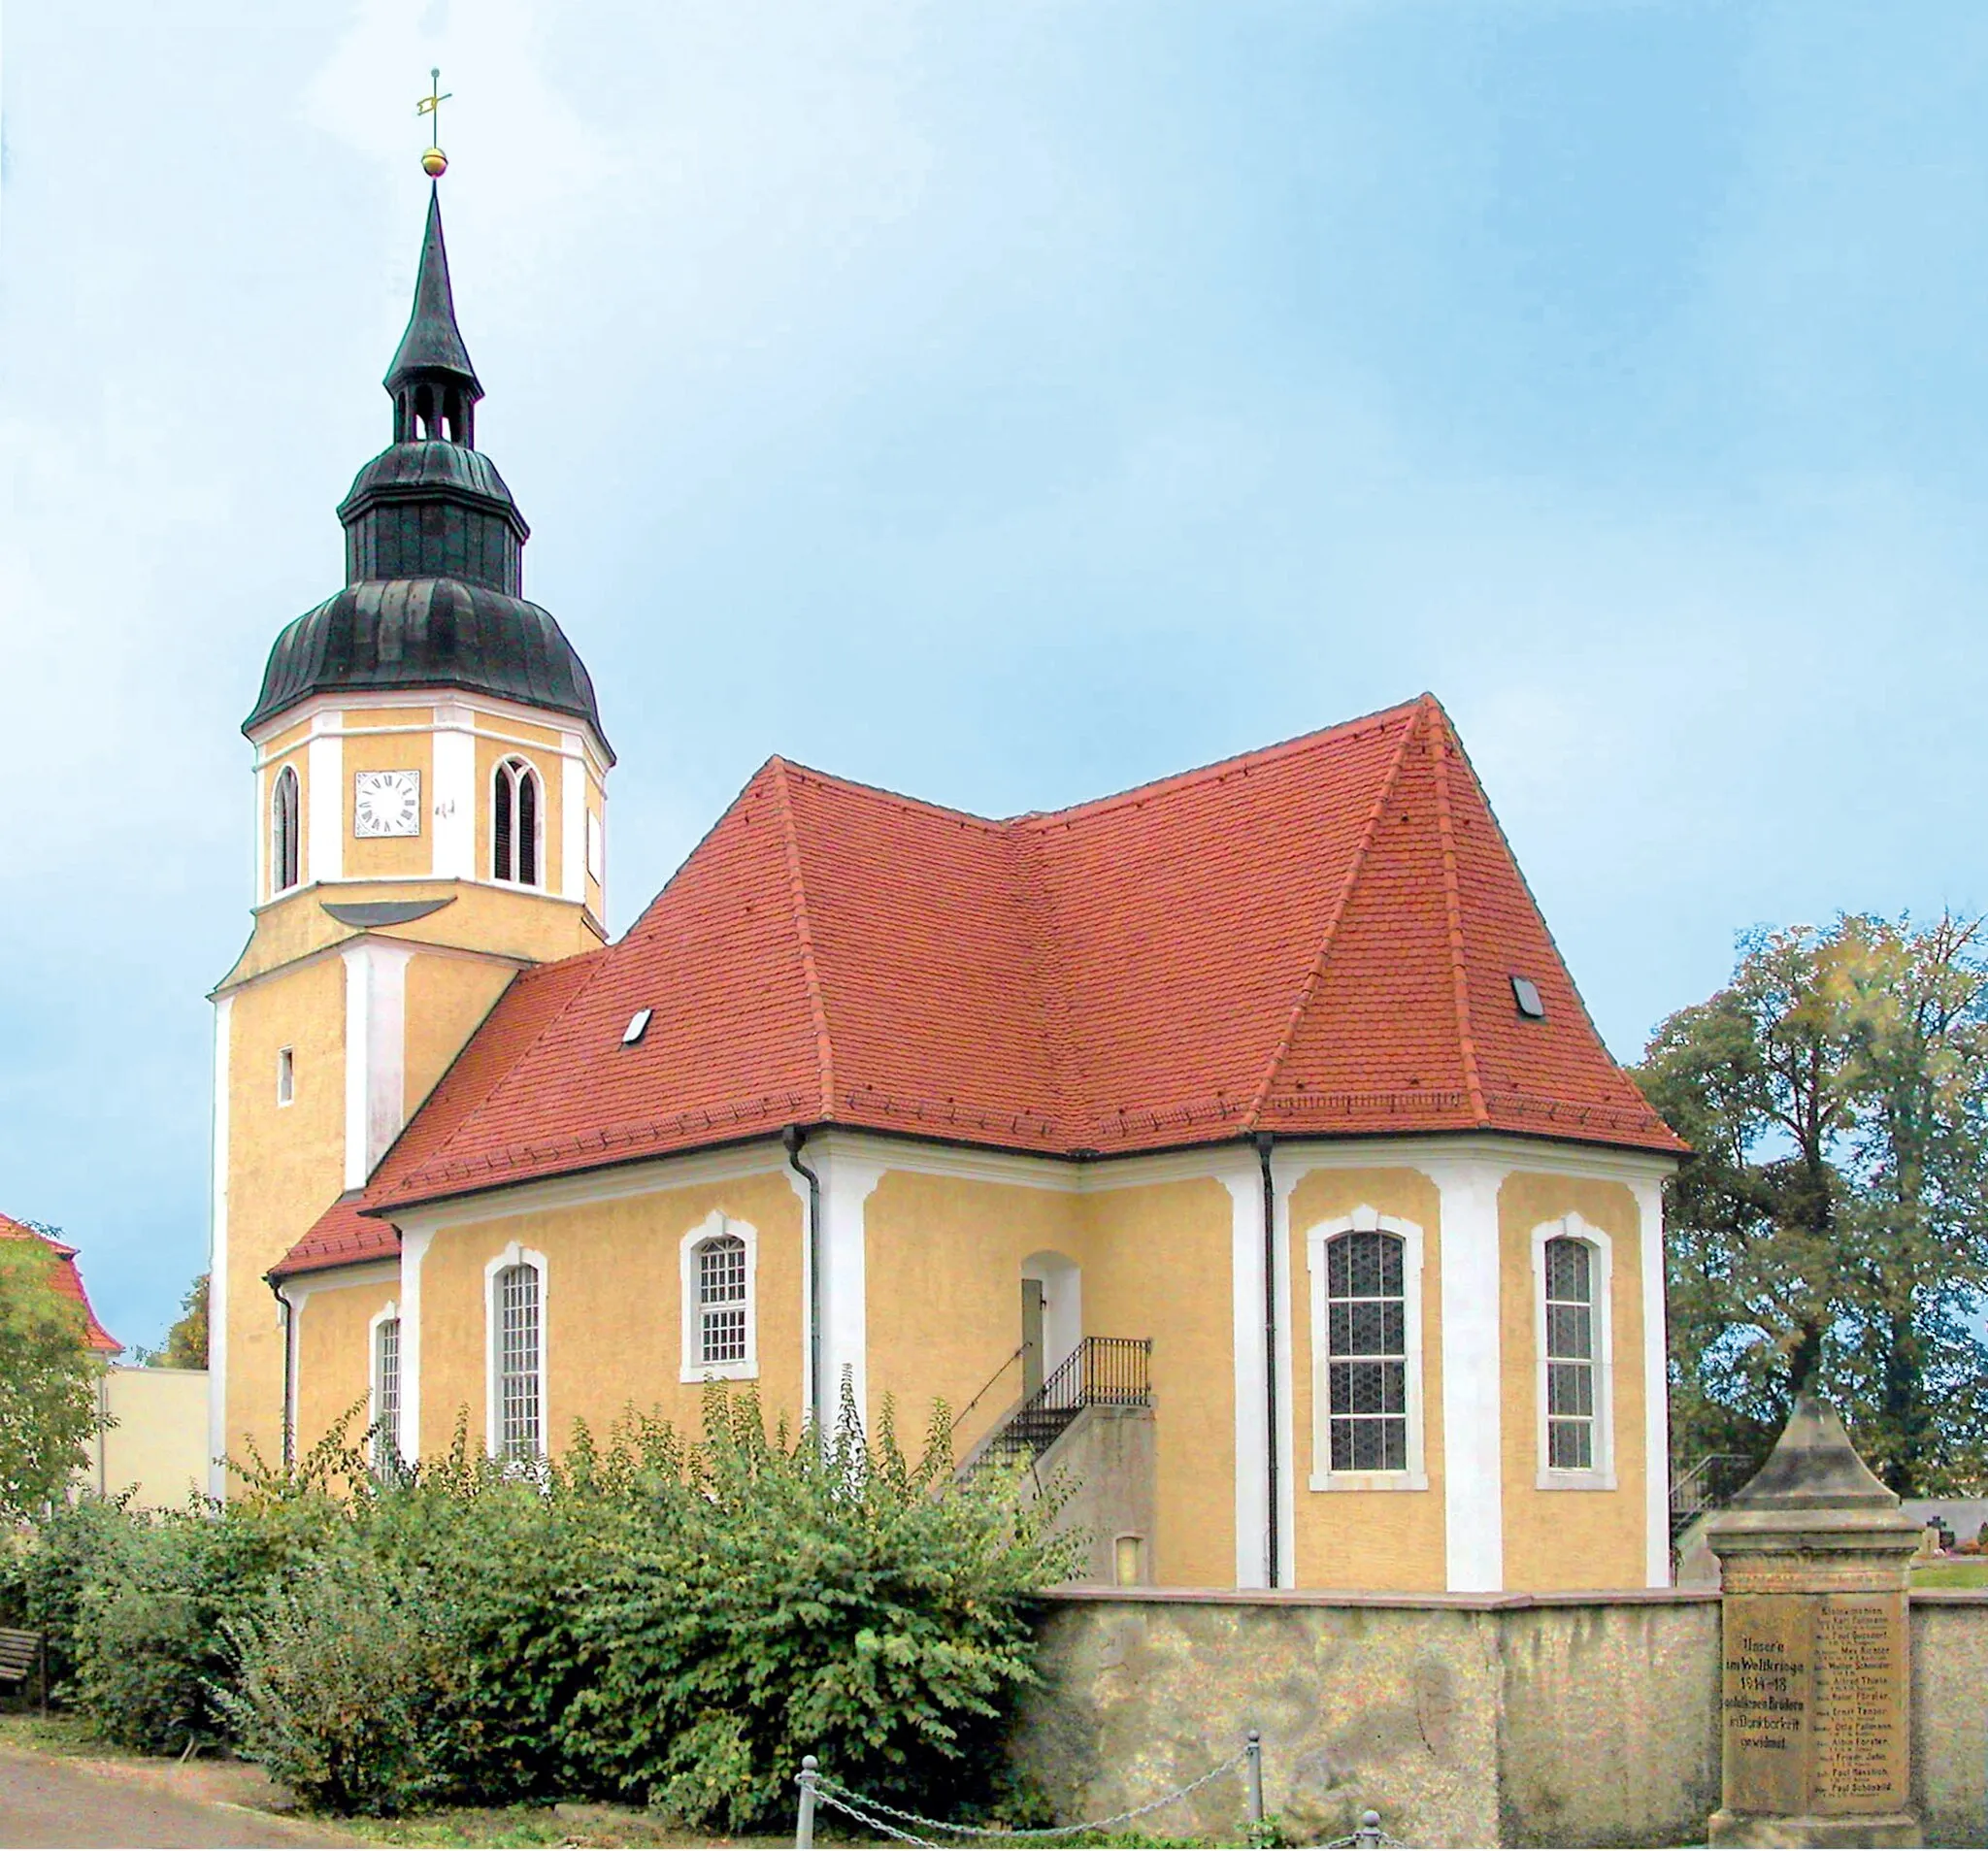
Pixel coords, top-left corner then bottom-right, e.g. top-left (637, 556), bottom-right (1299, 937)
top-left (278, 693), bottom-right (1680, 1274)
top-left (0, 1214), bottom-right (121, 1351)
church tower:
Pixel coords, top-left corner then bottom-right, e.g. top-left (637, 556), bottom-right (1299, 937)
top-left (208, 185), bottom-right (613, 1487)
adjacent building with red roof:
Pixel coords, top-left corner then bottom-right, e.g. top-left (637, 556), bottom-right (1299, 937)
top-left (0, 1214), bottom-right (120, 1354)
top-left (214, 187), bottom-right (1681, 1596)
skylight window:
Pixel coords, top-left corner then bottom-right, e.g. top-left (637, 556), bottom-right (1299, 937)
top-left (622, 1008), bottom-right (653, 1046)
top-left (1511, 976), bottom-right (1546, 1020)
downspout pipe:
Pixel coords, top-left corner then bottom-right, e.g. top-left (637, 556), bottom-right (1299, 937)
top-left (267, 1273), bottom-right (294, 1470)
top-left (783, 1126), bottom-right (823, 1436)
top-left (1255, 1131), bottom-right (1280, 1588)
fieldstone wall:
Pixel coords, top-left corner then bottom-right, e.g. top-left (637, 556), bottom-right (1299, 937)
top-left (1010, 1588), bottom-right (1988, 1848)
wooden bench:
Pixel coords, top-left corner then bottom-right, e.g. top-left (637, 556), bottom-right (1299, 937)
top-left (0, 1628), bottom-right (47, 1714)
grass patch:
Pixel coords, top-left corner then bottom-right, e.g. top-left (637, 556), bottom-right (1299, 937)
top-left (342, 1805), bottom-right (829, 1848)
top-left (0, 1710), bottom-right (132, 1759)
top-left (1912, 1560), bottom-right (1988, 1588)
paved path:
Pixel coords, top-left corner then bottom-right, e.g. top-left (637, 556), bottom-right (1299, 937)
top-left (0, 1746), bottom-right (353, 1849)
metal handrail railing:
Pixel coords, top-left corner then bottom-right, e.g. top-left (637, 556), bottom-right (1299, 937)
top-left (1030, 1335), bottom-right (1153, 1413)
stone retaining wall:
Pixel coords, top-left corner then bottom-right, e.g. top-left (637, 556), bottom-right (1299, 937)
top-left (1009, 1587), bottom-right (1988, 1847)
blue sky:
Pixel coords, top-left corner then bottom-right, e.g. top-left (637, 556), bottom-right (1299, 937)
top-left (3, 0), bottom-right (1985, 1353)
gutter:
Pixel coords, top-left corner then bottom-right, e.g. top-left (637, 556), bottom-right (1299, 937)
top-left (267, 1274), bottom-right (294, 1469)
top-left (1255, 1131), bottom-right (1280, 1588)
top-left (783, 1126), bottom-right (823, 1434)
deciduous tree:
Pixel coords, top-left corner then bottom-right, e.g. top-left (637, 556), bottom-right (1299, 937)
top-left (0, 1227), bottom-right (108, 1516)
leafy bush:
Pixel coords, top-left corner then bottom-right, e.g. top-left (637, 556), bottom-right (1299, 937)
top-left (214, 1545), bottom-right (469, 1815)
top-left (13, 1387), bottom-right (1075, 1825)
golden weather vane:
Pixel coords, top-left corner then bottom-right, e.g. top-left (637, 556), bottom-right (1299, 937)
top-left (417, 68), bottom-right (452, 178)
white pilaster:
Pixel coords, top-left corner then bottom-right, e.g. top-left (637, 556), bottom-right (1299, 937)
top-left (399, 1227), bottom-right (433, 1464)
top-left (432, 704), bottom-right (477, 879)
top-left (1430, 1158), bottom-right (1506, 1591)
top-left (306, 713), bottom-right (343, 885)
top-left (815, 1145), bottom-right (883, 1428)
top-left (207, 994), bottom-right (233, 1500)
top-left (1224, 1168), bottom-right (1270, 1590)
top-left (560, 732), bottom-right (586, 901)
top-left (342, 940), bottom-right (414, 1189)
top-left (1634, 1177), bottom-right (1673, 1587)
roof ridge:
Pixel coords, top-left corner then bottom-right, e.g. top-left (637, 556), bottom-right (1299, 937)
top-left (1428, 699), bottom-right (1490, 1123)
top-left (1242, 704), bottom-right (1423, 1125)
top-left (769, 758), bottom-right (838, 1119)
top-left (1016, 696), bottom-right (1429, 832)
top-left (770, 757), bottom-right (1005, 832)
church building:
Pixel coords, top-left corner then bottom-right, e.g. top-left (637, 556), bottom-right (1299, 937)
top-left (213, 184), bottom-right (1684, 1595)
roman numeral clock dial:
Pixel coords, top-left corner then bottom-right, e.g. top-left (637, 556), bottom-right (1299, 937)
top-left (352, 770), bottom-right (422, 838)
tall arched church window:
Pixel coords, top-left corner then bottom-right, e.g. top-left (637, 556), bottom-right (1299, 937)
top-left (1323, 1229), bottom-right (1408, 1471)
top-left (271, 764), bottom-right (301, 894)
top-left (679, 1213), bottom-right (759, 1381)
top-left (1542, 1237), bottom-right (1597, 1471)
top-left (492, 756), bottom-right (541, 886)
top-left (494, 1262), bottom-right (542, 1458)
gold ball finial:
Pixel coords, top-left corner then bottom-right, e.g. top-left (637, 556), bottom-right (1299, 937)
top-left (421, 147), bottom-right (448, 178)
top-left (416, 70), bottom-right (452, 179)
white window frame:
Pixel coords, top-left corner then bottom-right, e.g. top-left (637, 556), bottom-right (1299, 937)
top-left (1532, 1213), bottom-right (1615, 1491)
top-left (679, 1211), bottom-right (759, 1383)
top-left (368, 1300), bottom-right (402, 1471)
top-left (1307, 1206), bottom-right (1429, 1492)
top-left (491, 754), bottom-right (545, 888)
top-left (270, 763), bottom-right (302, 897)
top-left (483, 1242), bottom-right (549, 1459)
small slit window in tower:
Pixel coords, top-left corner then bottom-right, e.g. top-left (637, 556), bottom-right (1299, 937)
top-left (276, 1046), bottom-right (295, 1107)
top-left (1511, 975), bottom-right (1546, 1020)
top-left (622, 1008), bottom-right (652, 1046)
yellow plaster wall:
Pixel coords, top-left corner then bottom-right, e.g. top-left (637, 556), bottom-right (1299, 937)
top-left (222, 957), bottom-right (348, 1472)
top-left (1497, 1173), bottom-right (1647, 1591)
top-left (1077, 1178), bottom-right (1238, 1589)
top-left (863, 1173), bottom-right (1088, 1458)
top-left (414, 1169), bottom-right (804, 1459)
top-left (1286, 1168), bottom-right (1447, 1592)
top-left (404, 953), bottom-right (517, 1117)
top-left (345, 706), bottom-right (436, 732)
top-left (295, 1276), bottom-right (398, 1456)
top-left (342, 726), bottom-right (436, 881)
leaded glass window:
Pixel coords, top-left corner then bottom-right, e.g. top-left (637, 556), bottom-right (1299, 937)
top-left (1325, 1229), bottom-right (1408, 1471)
top-left (272, 765), bottom-right (301, 894)
top-left (697, 1234), bottom-right (748, 1367)
top-left (373, 1316), bottom-right (401, 1471)
top-left (495, 1263), bottom-right (541, 1458)
top-left (1543, 1237), bottom-right (1596, 1471)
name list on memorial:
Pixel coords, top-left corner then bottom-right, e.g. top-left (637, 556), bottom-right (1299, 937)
top-left (1810, 1596), bottom-right (1906, 1811)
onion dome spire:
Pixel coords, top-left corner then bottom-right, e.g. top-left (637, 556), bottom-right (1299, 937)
top-left (385, 186), bottom-right (482, 446)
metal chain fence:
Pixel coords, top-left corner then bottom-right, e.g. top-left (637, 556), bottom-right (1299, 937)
top-left (793, 1735), bottom-right (1405, 1849)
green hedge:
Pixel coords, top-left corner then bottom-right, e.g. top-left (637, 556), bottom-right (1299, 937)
top-left (15, 1386), bottom-right (1076, 1825)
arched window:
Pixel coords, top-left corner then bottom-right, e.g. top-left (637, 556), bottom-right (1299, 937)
top-left (1542, 1236), bottom-right (1597, 1471)
top-left (1323, 1228), bottom-right (1408, 1471)
top-left (679, 1213), bottom-right (759, 1381)
top-left (271, 764), bottom-right (301, 895)
top-left (370, 1311), bottom-right (401, 1473)
top-left (492, 756), bottom-right (541, 887)
top-left (493, 1261), bottom-right (542, 1458)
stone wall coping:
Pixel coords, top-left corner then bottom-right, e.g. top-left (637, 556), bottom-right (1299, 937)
top-left (1044, 1584), bottom-right (1721, 1610)
top-left (1905, 1586), bottom-right (1988, 1603)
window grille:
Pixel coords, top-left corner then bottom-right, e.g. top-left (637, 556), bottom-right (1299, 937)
top-left (272, 765), bottom-right (301, 893)
top-left (373, 1316), bottom-right (401, 1471)
top-left (1543, 1237), bottom-right (1596, 1471)
top-left (495, 1263), bottom-right (541, 1458)
top-left (1325, 1229), bottom-right (1408, 1471)
top-left (697, 1234), bottom-right (748, 1367)
top-left (492, 758), bottom-right (541, 886)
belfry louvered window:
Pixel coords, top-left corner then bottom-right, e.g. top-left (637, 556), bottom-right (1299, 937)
top-left (1324, 1230), bottom-right (1408, 1471)
top-left (1543, 1237), bottom-right (1597, 1471)
top-left (696, 1235), bottom-right (748, 1368)
top-left (372, 1316), bottom-right (401, 1471)
top-left (495, 1263), bottom-right (542, 1458)
top-left (492, 756), bottom-right (541, 887)
top-left (272, 764), bottom-right (301, 894)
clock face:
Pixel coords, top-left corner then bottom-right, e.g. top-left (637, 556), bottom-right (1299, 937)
top-left (353, 770), bottom-right (422, 839)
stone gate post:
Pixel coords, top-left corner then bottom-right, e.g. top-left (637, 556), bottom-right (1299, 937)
top-left (1706, 1392), bottom-right (1922, 1848)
